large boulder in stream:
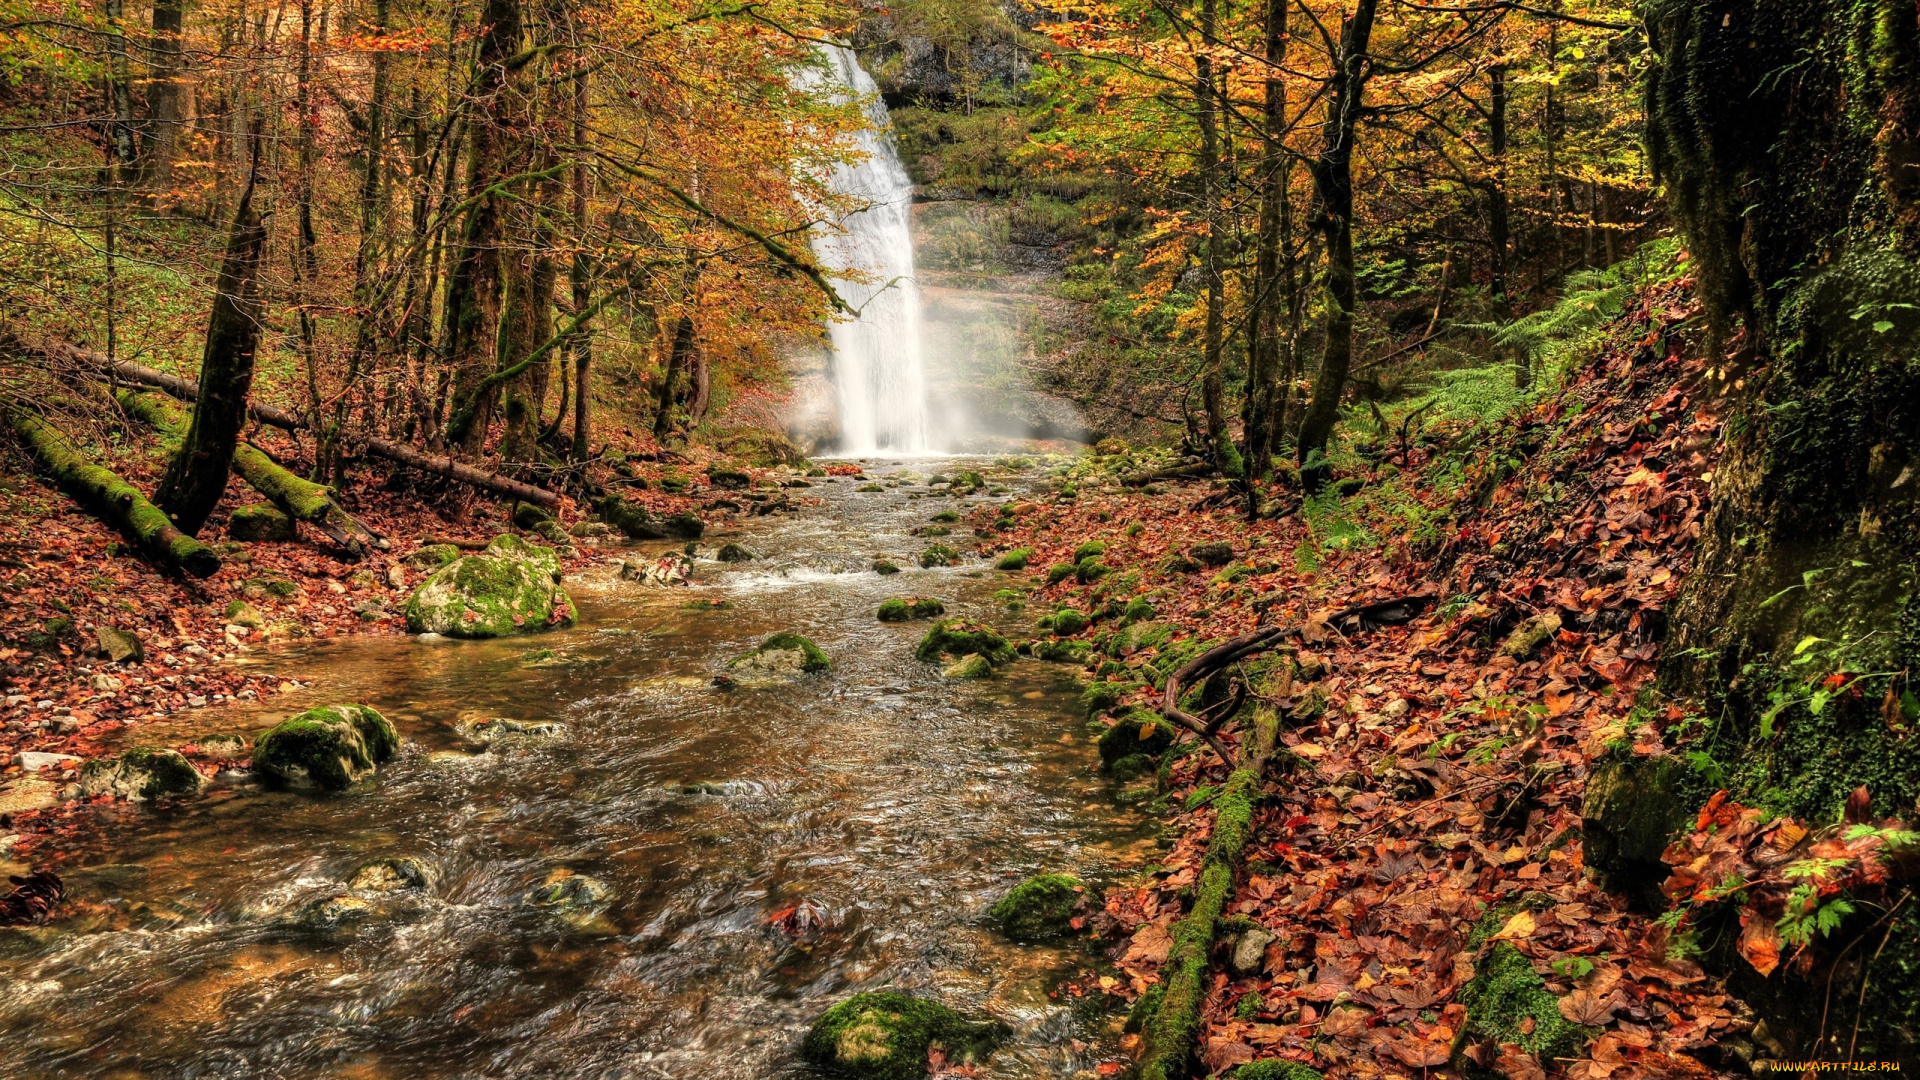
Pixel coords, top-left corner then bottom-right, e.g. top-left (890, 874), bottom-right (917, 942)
top-left (728, 632), bottom-right (831, 676)
top-left (914, 620), bottom-right (1015, 667)
top-left (404, 534), bottom-right (577, 638)
top-left (990, 873), bottom-right (1086, 942)
top-left (252, 704), bottom-right (399, 790)
top-left (801, 991), bottom-right (1008, 1080)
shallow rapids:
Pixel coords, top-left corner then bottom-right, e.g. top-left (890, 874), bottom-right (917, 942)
top-left (0, 463), bottom-right (1151, 1080)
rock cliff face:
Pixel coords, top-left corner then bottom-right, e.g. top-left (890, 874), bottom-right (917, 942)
top-left (849, 0), bottom-right (1037, 109)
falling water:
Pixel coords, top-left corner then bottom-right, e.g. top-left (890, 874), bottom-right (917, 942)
top-left (808, 46), bottom-right (933, 455)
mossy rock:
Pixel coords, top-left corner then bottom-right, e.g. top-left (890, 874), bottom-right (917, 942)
top-left (1114, 620), bottom-right (1174, 656)
top-left (1098, 707), bottom-right (1176, 765)
top-left (1455, 940), bottom-right (1594, 1072)
top-left (253, 704), bottom-right (399, 791)
top-left (878, 596), bottom-right (946, 622)
top-left (706, 468), bottom-right (751, 490)
top-left (1120, 597), bottom-right (1158, 624)
top-left (1162, 553), bottom-right (1201, 574)
top-left (349, 856), bottom-right (435, 893)
top-left (224, 600), bottom-right (264, 630)
top-left (1033, 639), bottom-right (1091, 664)
top-left (1108, 752), bottom-right (1156, 781)
top-left (915, 619), bottom-right (1015, 665)
top-left (78, 748), bottom-right (206, 801)
top-left (716, 542), bottom-right (757, 563)
top-left (994, 547), bottom-right (1032, 570)
top-left (801, 991), bottom-right (1008, 1080)
top-left (930, 510), bottom-right (960, 523)
top-left (1040, 608), bottom-right (1090, 636)
top-left (228, 503), bottom-right (296, 543)
top-left (511, 501), bottom-right (553, 529)
top-left (990, 873), bottom-right (1084, 942)
top-left (1072, 539), bottom-right (1107, 562)
top-left (918, 544), bottom-right (960, 568)
top-left (942, 653), bottom-right (994, 679)
top-left (1045, 562), bottom-right (1077, 585)
top-left (730, 632), bottom-right (830, 675)
top-left (1074, 559), bottom-right (1109, 584)
top-left (1232, 1062), bottom-right (1324, 1080)
top-left (857, 483), bottom-right (885, 493)
top-left (405, 544), bottom-right (461, 571)
top-left (1079, 681), bottom-right (1126, 718)
top-left (403, 538), bottom-right (576, 639)
top-left (1581, 754), bottom-right (1696, 905)
top-left (1191, 541), bottom-right (1234, 567)
top-left (531, 520), bottom-right (571, 546)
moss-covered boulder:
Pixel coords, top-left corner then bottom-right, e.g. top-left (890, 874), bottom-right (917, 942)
top-left (228, 503), bottom-right (296, 543)
top-left (405, 543), bottom-right (461, 571)
top-left (716, 542), bottom-right (756, 562)
top-left (873, 559), bottom-right (900, 575)
top-left (1039, 608), bottom-right (1090, 636)
top-left (1072, 539), bottom-right (1107, 562)
top-left (993, 547), bottom-right (1031, 570)
top-left (403, 536), bottom-right (576, 639)
top-left (78, 748), bottom-right (206, 801)
top-left (1581, 754), bottom-right (1695, 905)
top-left (512, 501), bottom-right (552, 529)
top-left (252, 704), bottom-right (399, 790)
top-left (1113, 620), bottom-right (1174, 656)
top-left (1097, 707), bottom-right (1177, 766)
top-left (915, 620), bottom-right (1015, 666)
top-left (1033, 639), bottom-right (1091, 664)
top-left (943, 653), bottom-right (994, 679)
top-left (730, 632), bottom-right (830, 675)
top-left (1045, 562), bottom-right (1077, 584)
top-left (1079, 680), bottom-right (1126, 718)
top-left (877, 596), bottom-right (946, 622)
top-left (801, 991), bottom-right (1008, 1080)
top-left (1191, 541), bottom-right (1235, 566)
top-left (918, 543), bottom-right (960, 568)
top-left (990, 873), bottom-right (1084, 942)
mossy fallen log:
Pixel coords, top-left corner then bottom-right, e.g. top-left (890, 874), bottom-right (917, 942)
top-left (1135, 708), bottom-right (1279, 1080)
top-left (5, 409), bottom-right (219, 577)
top-left (119, 390), bottom-right (375, 555)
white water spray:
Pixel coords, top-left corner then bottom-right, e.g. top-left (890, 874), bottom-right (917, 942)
top-left (807, 45), bottom-right (933, 455)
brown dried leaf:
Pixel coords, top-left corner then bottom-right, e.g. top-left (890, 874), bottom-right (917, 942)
top-left (1557, 988), bottom-right (1621, 1026)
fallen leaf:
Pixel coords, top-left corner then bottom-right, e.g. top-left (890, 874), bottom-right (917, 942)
top-left (1557, 988), bottom-right (1621, 1026)
top-left (1495, 1043), bottom-right (1548, 1080)
top-left (1323, 1006), bottom-right (1372, 1037)
top-left (1489, 910), bottom-right (1536, 941)
top-left (1737, 916), bottom-right (1780, 976)
top-left (1126, 922), bottom-right (1174, 965)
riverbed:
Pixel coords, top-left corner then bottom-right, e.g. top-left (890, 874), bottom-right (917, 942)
top-left (0, 462), bottom-right (1152, 1079)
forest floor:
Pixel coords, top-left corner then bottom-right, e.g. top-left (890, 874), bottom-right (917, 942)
top-left (980, 279), bottom-right (1754, 1077)
top-left (0, 429), bottom-right (818, 833)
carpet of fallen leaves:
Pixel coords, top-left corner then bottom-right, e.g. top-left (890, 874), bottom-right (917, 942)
top-left (986, 282), bottom-right (1768, 1078)
top-left (0, 431), bottom-right (799, 842)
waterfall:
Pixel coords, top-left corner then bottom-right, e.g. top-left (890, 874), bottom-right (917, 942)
top-left (808, 45), bottom-right (933, 455)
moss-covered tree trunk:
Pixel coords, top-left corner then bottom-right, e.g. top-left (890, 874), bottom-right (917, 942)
top-left (1644, 0), bottom-right (1920, 1061)
top-left (152, 177), bottom-right (268, 536)
top-left (8, 411), bottom-right (219, 577)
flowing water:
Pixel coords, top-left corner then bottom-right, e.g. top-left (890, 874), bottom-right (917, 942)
top-left (807, 47), bottom-right (934, 456)
top-left (0, 466), bottom-right (1155, 1079)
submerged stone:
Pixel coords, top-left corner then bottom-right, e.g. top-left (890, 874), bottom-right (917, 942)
top-left (252, 704), bottom-right (399, 790)
top-left (523, 868), bottom-right (614, 929)
top-left (457, 715), bottom-right (568, 745)
top-left (915, 620), bottom-right (1015, 666)
top-left (403, 536), bottom-right (576, 639)
top-left (78, 748), bottom-right (206, 801)
top-left (877, 596), bottom-right (946, 622)
top-left (349, 856), bottom-right (436, 893)
top-left (990, 873), bottom-right (1085, 942)
top-left (801, 991), bottom-right (1009, 1080)
top-left (730, 632), bottom-right (831, 675)
top-left (942, 654), bottom-right (994, 679)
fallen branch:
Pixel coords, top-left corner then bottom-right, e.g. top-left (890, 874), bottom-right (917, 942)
top-left (118, 390), bottom-right (381, 557)
top-left (76, 343), bottom-right (561, 510)
top-left (1162, 594), bottom-right (1433, 767)
top-left (1137, 708), bottom-right (1279, 1080)
top-left (1123, 461), bottom-right (1217, 488)
top-left (5, 409), bottom-right (220, 578)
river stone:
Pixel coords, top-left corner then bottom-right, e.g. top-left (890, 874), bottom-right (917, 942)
top-left (405, 544), bottom-right (462, 571)
top-left (1230, 925), bottom-right (1276, 975)
top-left (94, 626), bottom-right (144, 664)
top-left (915, 620), bottom-right (1015, 666)
top-left (620, 552), bottom-right (691, 587)
top-left (252, 705), bottom-right (399, 790)
top-left (673, 780), bottom-right (767, 797)
top-left (14, 751), bottom-right (81, 772)
top-left (1097, 707), bottom-right (1177, 766)
top-left (457, 716), bottom-right (568, 745)
top-left (224, 600), bottom-right (265, 630)
top-left (729, 632), bottom-right (830, 675)
top-left (349, 856), bottom-right (435, 893)
top-left (229, 503), bottom-right (296, 543)
top-left (78, 748), bottom-right (206, 801)
top-left (877, 596), bottom-right (945, 622)
top-left (942, 654), bottom-right (994, 679)
top-left (523, 868), bottom-right (614, 928)
top-left (403, 536), bottom-right (576, 638)
top-left (716, 542), bottom-right (756, 562)
top-left (801, 991), bottom-right (1008, 1080)
top-left (1039, 608), bottom-right (1090, 636)
top-left (511, 501), bottom-right (552, 529)
top-left (990, 873), bottom-right (1085, 942)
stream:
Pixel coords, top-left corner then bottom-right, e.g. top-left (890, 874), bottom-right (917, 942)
top-left (0, 462), bottom-right (1152, 1079)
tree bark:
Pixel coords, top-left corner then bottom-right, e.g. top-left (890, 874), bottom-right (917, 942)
top-left (8, 410), bottom-right (219, 577)
top-left (1487, 62), bottom-right (1511, 310)
top-left (1296, 0), bottom-right (1378, 476)
top-left (1242, 0), bottom-right (1291, 487)
top-left (569, 62), bottom-right (593, 462)
top-left (152, 175), bottom-right (268, 535)
top-left (653, 309), bottom-right (696, 441)
top-left (143, 0), bottom-right (192, 189)
top-left (1194, 0), bottom-right (1236, 477)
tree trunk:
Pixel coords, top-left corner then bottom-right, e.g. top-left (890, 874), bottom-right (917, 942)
top-left (1487, 62), bottom-right (1511, 310)
top-left (1194, 0), bottom-right (1236, 478)
top-left (653, 309), bottom-right (696, 442)
top-left (152, 175), bottom-right (268, 535)
top-left (8, 411), bottom-right (220, 577)
top-left (103, 0), bottom-right (137, 179)
top-left (443, 0), bottom-right (524, 451)
top-left (143, 0), bottom-right (191, 189)
top-left (1296, 0), bottom-right (1379, 474)
top-left (569, 63), bottom-right (593, 462)
top-left (1242, 0), bottom-right (1290, 488)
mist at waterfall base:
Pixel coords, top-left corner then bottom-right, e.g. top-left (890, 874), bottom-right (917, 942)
top-left (803, 46), bottom-right (934, 457)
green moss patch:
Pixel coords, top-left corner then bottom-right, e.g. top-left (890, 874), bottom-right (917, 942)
top-left (78, 747), bottom-right (206, 801)
top-left (878, 596), bottom-right (947, 622)
top-left (1456, 941), bottom-right (1593, 1068)
top-left (993, 547), bottom-right (1032, 570)
top-left (991, 873), bottom-right (1085, 942)
top-left (1098, 707), bottom-right (1177, 766)
top-left (403, 539), bottom-right (575, 639)
top-left (253, 704), bottom-right (399, 791)
top-left (915, 619), bottom-right (1015, 665)
top-left (1039, 608), bottom-right (1090, 636)
top-left (918, 543), bottom-right (960, 568)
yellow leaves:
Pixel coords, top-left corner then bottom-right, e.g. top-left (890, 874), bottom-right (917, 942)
top-left (1487, 910), bottom-right (1536, 941)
